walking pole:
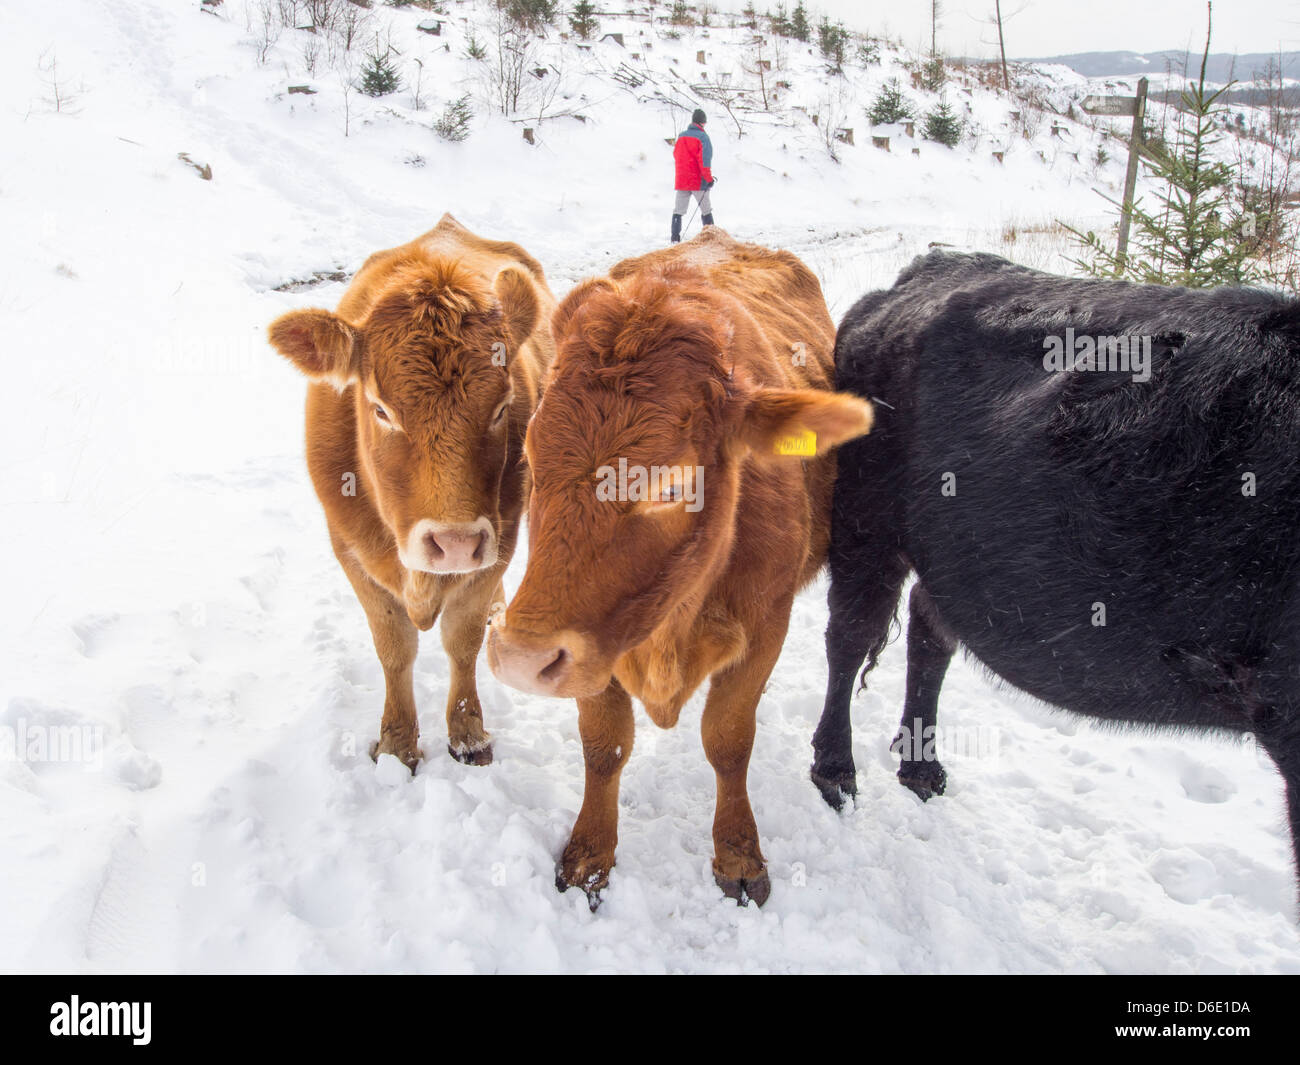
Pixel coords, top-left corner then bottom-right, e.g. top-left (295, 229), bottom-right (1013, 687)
top-left (683, 197), bottom-right (700, 237)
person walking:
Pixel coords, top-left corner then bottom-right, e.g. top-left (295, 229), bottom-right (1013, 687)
top-left (671, 109), bottom-right (716, 243)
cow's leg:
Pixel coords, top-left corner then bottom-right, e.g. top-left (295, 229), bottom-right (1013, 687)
top-left (337, 550), bottom-right (423, 772)
top-left (557, 680), bottom-right (634, 909)
top-left (1256, 718), bottom-right (1300, 910)
top-left (702, 636), bottom-right (786, 907)
top-left (811, 553), bottom-right (909, 810)
top-left (438, 573), bottom-right (497, 766)
top-left (1282, 752), bottom-right (1300, 909)
top-left (893, 582), bottom-right (955, 800)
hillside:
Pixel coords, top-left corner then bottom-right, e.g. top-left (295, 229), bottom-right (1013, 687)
top-left (1025, 48), bottom-right (1300, 83)
top-left (2, 0), bottom-right (1298, 973)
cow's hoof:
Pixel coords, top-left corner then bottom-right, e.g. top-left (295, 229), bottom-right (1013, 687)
top-left (898, 759), bottom-right (947, 801)
top-left (555, 869), bottom-right (604, 912)
top-left (715, 867), bottom-right (771, 907)
top-left (810, 765), bottom-right (857, 811)
top-left (555, 864), bottom-right (608, 912)
top-left (370, 737), bottom-right (421, 773)
top-left (556, 840), bottom-right (612, 911)
top-left (448, 741), bottom-right (493, 767)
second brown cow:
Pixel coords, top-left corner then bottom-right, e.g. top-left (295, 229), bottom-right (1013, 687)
top-left (488, 227), bottom-right (873, 906)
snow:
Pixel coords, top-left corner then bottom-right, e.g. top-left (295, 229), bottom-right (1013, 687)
top-left (2, 0), bottom-right (1297, 973)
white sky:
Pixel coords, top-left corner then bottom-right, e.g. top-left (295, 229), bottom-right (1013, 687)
top-left (712, 0), bottom-right (1300, 59)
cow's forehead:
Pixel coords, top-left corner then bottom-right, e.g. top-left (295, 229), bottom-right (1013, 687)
top-left (371, 326), bottom-right (509, 403)
top-left (533, 384), bottom-right (703, 471)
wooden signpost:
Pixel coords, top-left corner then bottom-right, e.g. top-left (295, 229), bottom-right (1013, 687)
top-left (1080, 95), bottom-right (1139, 116)
top-left (1082, 77), bottom-right (1148, 270)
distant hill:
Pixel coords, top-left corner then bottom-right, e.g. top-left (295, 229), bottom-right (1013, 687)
top-left (1021, 49), bottom-right (1300, 83)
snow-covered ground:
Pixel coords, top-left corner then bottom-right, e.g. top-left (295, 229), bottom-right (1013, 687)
top-left (2, 0), bottom-right (1297, 973)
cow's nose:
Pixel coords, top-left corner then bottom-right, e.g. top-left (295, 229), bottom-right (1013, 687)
top-left (407, 519), bottom-right (496, 573)
top-left (424, 526), bottom-right (485, 566)
top-left (487, 628), bottom-right (572, 696)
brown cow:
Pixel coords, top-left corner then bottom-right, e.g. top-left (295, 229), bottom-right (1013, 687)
top-left (268, 214), bottom-right (555, 769)
top-left (487, 227), bottom-right (873, 906)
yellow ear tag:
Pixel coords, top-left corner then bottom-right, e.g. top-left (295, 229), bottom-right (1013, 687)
top-left (773, 428), bottom-right (817, 456)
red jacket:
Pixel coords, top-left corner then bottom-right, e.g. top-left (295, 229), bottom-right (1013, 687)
top-left (673, 124), bottom-right (714, 191)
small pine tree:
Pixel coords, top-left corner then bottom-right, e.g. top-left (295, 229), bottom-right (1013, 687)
top-left (433, 93), bottom-right (474, 142)
top-left (920, 53), bottom-right (946, 92)
top-left (670, 1), bottom-right (693, 26)
top-left (922, 101), bottom-right (962, 146)
top-left (464, 27), bottom-right (487, 61)
top-left (502, 0), bottom-right (556, 32)
top-left (868, 80), bottom-right (913, 125)
top-left (1064, 8), bottom-right (1262, 286)
top-left (742, 2), bottom-right (758, 29)
top-left (568, 0), bottom-right (598, 40)
top-left (360, 46), bottom-right (401, 97)
top-left (817, 17), bottom-right (849, 68)
top-left (856, 39), bottom-right (880, 67)
top-left (790, 1), bottom-right (810, 42)
top-left (768, 3), bottom-right (791, 37)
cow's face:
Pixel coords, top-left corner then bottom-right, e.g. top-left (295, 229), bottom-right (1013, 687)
top-left (269, 258), bottom-right (538, 575)
top-left (487, 273), bottom-right (872, 699)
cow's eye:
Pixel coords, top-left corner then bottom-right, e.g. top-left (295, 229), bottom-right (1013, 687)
top-left (374, 405), bottom-right (390, 424)
top-left (491, 401), bottom-right (509, 428)
top-left (658, 483), bottom-right (683, 504)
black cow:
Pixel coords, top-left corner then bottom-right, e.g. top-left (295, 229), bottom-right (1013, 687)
top-left (812, 250), bottom-right (1300, 891)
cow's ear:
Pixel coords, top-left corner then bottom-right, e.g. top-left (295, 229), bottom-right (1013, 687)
top-left (494, 266), bottom-right (539, 346)
top-left (737, 388), bottom-right (874, 458)
top-left (550, 277), bottom-right (618, 345)
top-left (267, 309), bottom-right (358, 389)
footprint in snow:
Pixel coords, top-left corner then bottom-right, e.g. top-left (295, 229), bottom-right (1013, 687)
top-left (1178, 761), bottom-right (1237, 804)
top-left (1148, 848), bottom-right (1221, 905)
top-left (71, 612), bottom-right (122, 657)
